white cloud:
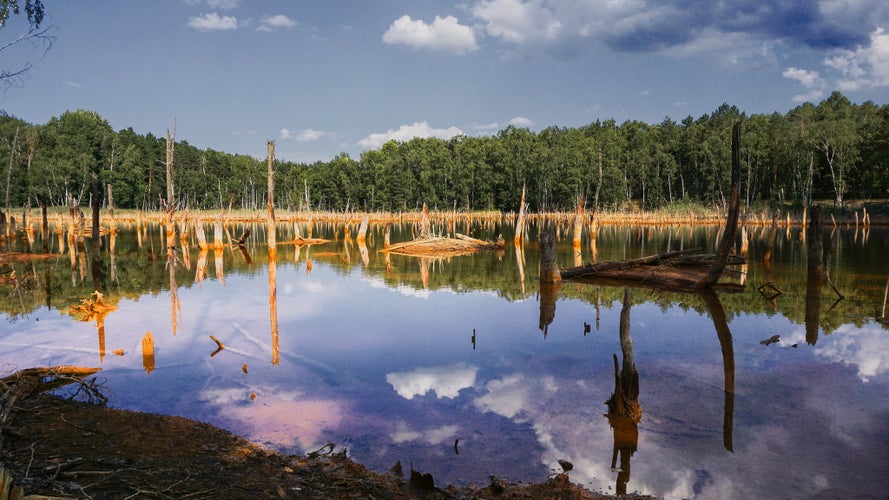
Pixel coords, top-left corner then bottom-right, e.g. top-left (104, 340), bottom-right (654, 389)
top-left (783, 67), bottom-right (822, 88)
top-left (258, 14), bottom-right (297, 32)
top-left (358, 121), bottom-right (465, 149)
top-left (383, 15), bottom-right (479, 54)
top-left (386, 364), bottom-right (478, 399)
top-left (824, 27), bottom-right (889, 91)
top-left (471, 0), bottom-right (562, 44)
top-left (188, 12), bottom-right (238, 31)
top-left (507, 116), bottom-right (533, 127)
top-left (280, 128), bottom-right (330, 142)
top-left (783, 67), bottom-right (826, 102)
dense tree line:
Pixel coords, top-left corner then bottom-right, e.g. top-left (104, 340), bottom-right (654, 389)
top-left (1, 91), bottom-right (887, 214)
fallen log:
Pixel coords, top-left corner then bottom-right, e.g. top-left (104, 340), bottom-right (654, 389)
top-left (560, 248), bottom-right (703, 278)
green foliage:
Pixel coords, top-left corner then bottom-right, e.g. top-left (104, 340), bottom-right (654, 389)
top-left (2, 91), bottom-right (888, 213)
top-left (0, 0), bottom-right (43, 28)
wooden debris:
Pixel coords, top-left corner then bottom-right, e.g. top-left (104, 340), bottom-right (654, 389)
top-left (69, 291), bottom-right (118, 321)
top-left (760, 335), bottom-right (780, 346)
top-left (380, 233), bottom-right (503, 256)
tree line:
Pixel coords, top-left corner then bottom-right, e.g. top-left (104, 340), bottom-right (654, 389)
top-left (1, 91), bottom-right (887, 215)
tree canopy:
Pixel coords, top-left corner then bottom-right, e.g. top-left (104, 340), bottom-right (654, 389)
top-left (1, 92), bottom-right (887, 214)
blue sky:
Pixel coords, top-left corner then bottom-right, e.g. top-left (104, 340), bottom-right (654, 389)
top-left (2, 0), bottom-right (889, 163)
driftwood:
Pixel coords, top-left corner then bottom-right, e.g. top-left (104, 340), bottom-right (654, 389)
top-left (380, 233), bottom-right (504, 256)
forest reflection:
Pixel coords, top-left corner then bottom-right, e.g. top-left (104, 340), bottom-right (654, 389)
top-left (1, 212), bottom-right (888, 497)
top-left (0, 216), bottom-right (887, 357)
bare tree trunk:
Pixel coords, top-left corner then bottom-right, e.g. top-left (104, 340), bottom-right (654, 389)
top-left (538, 220), bottom-right (561, 284)
top-left (165, 120), bottom-right (176, 211)
top-left (572, 195), bottom-right (584, 250)
top-left (267, 139), bottom-right (276, 249)
top-left (514, 184), bottom-right (526, 246)
top-left (696, 121), bottom-right (742, 289)
top-left (5, 126), bottom-right (19, 238)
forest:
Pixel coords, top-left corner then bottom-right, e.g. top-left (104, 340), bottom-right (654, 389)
top-left (1, 90), bottom-right (887, 215)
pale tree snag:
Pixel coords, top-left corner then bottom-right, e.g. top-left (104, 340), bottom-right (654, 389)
top-left (267, 139), bottom-right (276, 251)
top-left (165, 120), bottom-right (176, 212)
top-left (514, 184), bottom-right (526, 246)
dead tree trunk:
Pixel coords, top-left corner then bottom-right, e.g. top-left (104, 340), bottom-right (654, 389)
top-left (165, 121), bottom-right (176, 211)
top-left (573, 195), bottom-right (584, 250)
top-left (696, 121), bottom-right (742, 289)
top-left (514, 184), bottom-right (526, 246)
top-left (267, 140), bottom-right (276, 250)
top-left (5, 126), bottom-right (18, 239)
top-left (538, 220), bottom-right (561, 284)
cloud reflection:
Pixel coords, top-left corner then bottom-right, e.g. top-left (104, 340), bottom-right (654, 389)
top-left (390, 421), bottom-right (460, 445)
top-left (200, 388), bottom-right (345, 451)
top-left (784, 322), bottom-right (889, 382)
top-left (473, 373), bottom-right (616, 488)
top-left (386, 364), bottom-right (478, 399)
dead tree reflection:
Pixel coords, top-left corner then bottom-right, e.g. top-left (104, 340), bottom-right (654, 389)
top-left (805, 208), bottom-right (825, 345)
top-left (698, 287), bottom-right (735, 452)
top-left (538, 221), bottom-right (561, 338)
top-left (605, 288), bottom-right (640, 495)
top-left (268, 222), bottom-right (280, 366)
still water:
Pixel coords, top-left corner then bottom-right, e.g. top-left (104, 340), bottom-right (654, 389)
top-left (1, 219), bottom-right (888, 498)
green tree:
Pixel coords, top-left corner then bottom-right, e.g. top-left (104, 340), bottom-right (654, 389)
top-left (814, 91), bottom-right (860, 207)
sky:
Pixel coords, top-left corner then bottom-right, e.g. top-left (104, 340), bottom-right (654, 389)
top-left (2, 0), bottom-right (889, 164)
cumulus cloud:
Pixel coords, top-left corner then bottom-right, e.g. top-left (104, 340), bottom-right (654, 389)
top-left (187, 12), bottom-right (237, 31)
top-left (383, 15), bottom-right (479, 54)
top-left (783, 67), bottom-right (826, 102)
top-left (507, 116), bottom-right (532, 127)
top-left (258, 14), bottom-right (297, 32)
top-left (462, 0), bottom-right (885, 59)
top-left (824, 27), bottom-right (889, 90)
top-left (358, 121), bottom-right (465, 149)
top-left (386, 364), bottom-right (478, 399)
top-left (280, 128), bottom-right (330, 142)
top-left (472, 0), bottom-right (561, 44)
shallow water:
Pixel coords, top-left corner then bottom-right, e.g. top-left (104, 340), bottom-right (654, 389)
top-left (1, 220), bottom-right (887, 498)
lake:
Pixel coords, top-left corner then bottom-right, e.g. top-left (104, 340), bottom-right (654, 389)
top-left (1, 217), bottom-right (887, 498)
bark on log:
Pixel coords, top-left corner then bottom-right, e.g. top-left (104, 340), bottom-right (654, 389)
top-left (560, 248), bottom-right (702, 278)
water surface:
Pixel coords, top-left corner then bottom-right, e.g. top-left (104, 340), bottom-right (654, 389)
top-left (1, 220), bottom-right (887, 498)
